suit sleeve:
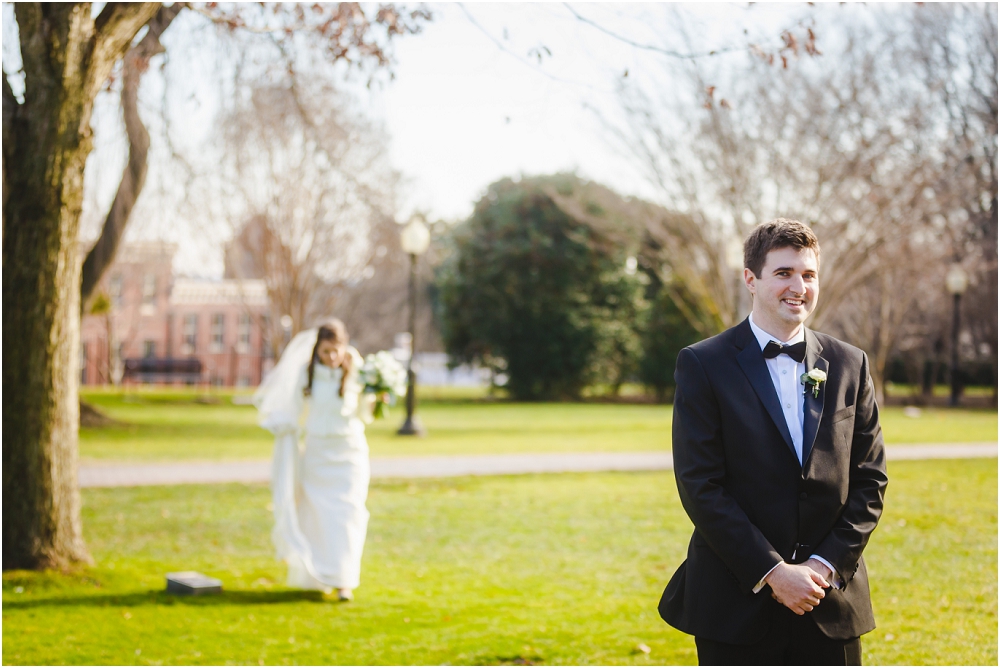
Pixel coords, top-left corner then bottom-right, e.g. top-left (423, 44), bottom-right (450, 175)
top-left (672, 347), bottom-right (783, 593)
top-left (813, 351), bottom-right (888, 588)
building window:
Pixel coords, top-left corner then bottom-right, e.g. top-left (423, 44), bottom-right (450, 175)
top-left (109, 274), bottom-right (123, 308)
top-left (143, 340), bottom-right (156, 358)
top-left (142, 274), bottom-right (156, 304)
top-left (211, 313), bottom-right (225, 353)
top-left (182, 314), bottom-right (198, 354)
top-left (237, 313), bottom-right (251, 353)
top-left (140, 274), bottom-right (157, 315)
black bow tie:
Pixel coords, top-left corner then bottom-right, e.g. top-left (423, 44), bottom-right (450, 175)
top-left (762, 340), bottom-right (807, 363)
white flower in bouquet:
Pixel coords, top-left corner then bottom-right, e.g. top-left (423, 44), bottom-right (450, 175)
top-left (360, 351), bottom-right (408, 419)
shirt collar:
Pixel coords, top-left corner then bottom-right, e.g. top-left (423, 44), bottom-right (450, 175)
top-left (748, 312), bottom-right (806, 351)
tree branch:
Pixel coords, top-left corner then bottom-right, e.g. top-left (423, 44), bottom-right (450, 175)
top-left (563, 3), bottom-right (743, 60)
top-left (457, 3), bottom-right (602, 91)
top-left (12, 3), bottom-right (47, 104)
top-left (81, 4), bottom-right (186, 308)
top-left (93, 2), bottom-right (160, 45)
top-left (87, 2), bottom-right (162, 100)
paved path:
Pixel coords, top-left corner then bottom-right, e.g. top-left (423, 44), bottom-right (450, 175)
top-left (78, 443), bottom-right (998, 488)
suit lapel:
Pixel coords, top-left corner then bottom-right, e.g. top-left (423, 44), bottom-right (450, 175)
top-left (735, 320), bottom-right (796, 459)
top-left (801, 329), bottom-right (828, 465)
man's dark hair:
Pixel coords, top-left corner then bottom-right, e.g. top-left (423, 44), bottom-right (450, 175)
top-left (743, 218), bottom-right (821, 278)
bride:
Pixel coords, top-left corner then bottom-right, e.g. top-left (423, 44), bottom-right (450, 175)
top-left (253, 318), bottom-right (373, 601)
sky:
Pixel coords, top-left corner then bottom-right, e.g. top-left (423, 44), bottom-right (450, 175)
top-left (373, 2), bottom-right (808, 220)
top-left (374, 2), bottom-right (662, 220)
top-left (3, 2), bottom-right (821, 277)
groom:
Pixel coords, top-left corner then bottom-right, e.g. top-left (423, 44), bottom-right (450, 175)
top-left (659, 219), bottom-right (888, 665)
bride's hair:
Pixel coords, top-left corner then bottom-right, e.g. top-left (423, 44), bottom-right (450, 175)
top-left (304, 318), bottom-right (351, 398)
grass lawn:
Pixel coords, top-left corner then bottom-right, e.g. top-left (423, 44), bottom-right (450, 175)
top-left (79, 388), bottom-right (998, 462)
top-left (885, 383), bottom-right (996, 399)
top-left (3, 458), bottom-right (996, 665)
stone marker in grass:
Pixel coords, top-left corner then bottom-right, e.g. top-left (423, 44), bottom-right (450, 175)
top-left (166, 571), bottom-right (222, 595)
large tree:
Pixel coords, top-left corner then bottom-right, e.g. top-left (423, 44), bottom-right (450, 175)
top-left (4, 3), bottom-right (162, 570)
top-left (218, 71), bottom-right (403, 354)
top-left (2, 2), bottom-right (429, 570)
top-left (438, 174), bottom-right (647, 401)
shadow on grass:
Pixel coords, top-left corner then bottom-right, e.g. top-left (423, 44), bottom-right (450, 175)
top-left (4, 588), bottom-right (336, 610)
top-left (471, 654), bottom-right (545, 666)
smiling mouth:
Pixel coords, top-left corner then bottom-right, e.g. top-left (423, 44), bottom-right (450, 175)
top-left (782, 298), bottom-right (805, 307)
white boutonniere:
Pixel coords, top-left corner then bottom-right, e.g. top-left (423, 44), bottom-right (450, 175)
top-left (800, 368), bottom-right (827, 398)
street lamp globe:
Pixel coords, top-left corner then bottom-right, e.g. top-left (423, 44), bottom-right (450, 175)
top-left (946, 264), bottom-right (968, 295)
top-left (278, 314), bottom-right (294, 354)
top-left (400, 217), bottom-right (430, 256)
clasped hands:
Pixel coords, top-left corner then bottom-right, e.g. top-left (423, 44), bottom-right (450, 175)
top-left (765, 558), bottom-right (831, 615)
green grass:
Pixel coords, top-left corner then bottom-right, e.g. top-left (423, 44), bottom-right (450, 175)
top-left (865, 459), bottom-right (998, 664)
top-left (3, 459), bottom-right (996, 665)
top-left (885, 383), bottom-right (996, 399)
top-left (878, 405), bottom-right (997, 444)
top-left (79, 387), bottom-right (998, 462)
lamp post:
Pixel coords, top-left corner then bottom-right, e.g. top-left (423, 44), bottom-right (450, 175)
top-left (398, 216), bottom-right (430, 436)
top-left (945, 263), bottom-right (968, 407)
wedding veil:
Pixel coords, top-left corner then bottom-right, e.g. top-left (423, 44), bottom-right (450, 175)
top-left (252, 328), bottom-right (317, 430)
top-left (251, 327), bottom-right (332, 589)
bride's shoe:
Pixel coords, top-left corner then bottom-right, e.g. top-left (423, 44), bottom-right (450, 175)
top-left (337, 588), bottom-right (353, 601)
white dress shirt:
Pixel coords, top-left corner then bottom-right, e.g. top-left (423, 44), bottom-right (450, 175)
top-left (747, 313), bottom-right (840, 592)
top-left (748, 314), bottom-right (806, 464)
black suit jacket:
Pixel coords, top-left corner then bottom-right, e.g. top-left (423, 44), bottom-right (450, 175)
top-left (659, 318), bottom-right (888, 643)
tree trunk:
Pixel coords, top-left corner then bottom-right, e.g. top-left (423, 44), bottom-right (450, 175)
top-left (3, 2), bottom-right (160, 571)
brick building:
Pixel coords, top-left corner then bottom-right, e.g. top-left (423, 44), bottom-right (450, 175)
top-left (81, 242), bottom-right (273, 387)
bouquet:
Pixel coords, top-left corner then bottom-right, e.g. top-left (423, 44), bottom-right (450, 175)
top-left (359, 351), bottom-right (408, 420)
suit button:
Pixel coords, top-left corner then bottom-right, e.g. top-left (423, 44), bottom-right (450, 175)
top-left (799, 492), bottom-right (808, 500)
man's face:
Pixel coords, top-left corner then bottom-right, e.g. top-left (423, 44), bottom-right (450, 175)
top-left (744, 246), bottom-right (819, 334)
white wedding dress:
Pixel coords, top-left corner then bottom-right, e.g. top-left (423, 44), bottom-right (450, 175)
top-left (259, 347), bottom-right (372, 592)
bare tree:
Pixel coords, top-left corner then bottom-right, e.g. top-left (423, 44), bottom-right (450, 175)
top-left (604, 5), bottom-right (997, 393)
top-left (906, 3), bottom-right (998, 400)
top-left (219, 70), bottom-right (405, 355)
top-left (824, 238), bottom-right (943, 403)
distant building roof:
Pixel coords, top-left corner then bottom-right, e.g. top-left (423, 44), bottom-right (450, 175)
top-left (114, 241), bottom-right (179, 264)
top-left (170, 278), bottom-right (269, 306)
